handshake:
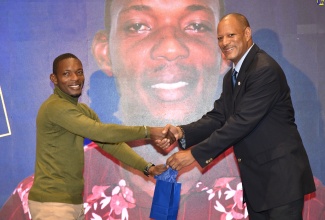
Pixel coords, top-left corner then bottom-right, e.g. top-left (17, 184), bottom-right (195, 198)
top-left (149, 125), bottom-right (183, 149)
top-left (147, 125), bottom-right (196, 173)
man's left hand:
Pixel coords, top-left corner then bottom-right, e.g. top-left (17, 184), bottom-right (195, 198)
top-left (166, 149), bottom-right (195, 171)
top-left (148, 164), bottom-right (168, 176)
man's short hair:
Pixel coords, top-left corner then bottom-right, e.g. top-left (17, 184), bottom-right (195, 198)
top-left (220, 13), bottom-right (251, 28)
top-left (53, 53), bottom-right (79, 75)
top-left (104, 0), bottom-right (225, 36)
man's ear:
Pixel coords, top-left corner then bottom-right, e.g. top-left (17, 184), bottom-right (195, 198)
top-left (92, 30), bottom-right (113, 76)
top-left (245, 27), bottom-right (252, 42)
top-left (50, 73), bottom-right (58, 85)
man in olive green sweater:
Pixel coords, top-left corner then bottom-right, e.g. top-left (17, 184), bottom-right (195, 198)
top-left (28, 53), bottom-right (170, 220)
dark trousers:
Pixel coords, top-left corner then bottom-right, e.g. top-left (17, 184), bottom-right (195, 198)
top-left (246, 198), bottom-right (304, 220)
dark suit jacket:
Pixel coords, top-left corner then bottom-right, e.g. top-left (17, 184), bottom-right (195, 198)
top-left (181, 44), bottom-right (315, 212)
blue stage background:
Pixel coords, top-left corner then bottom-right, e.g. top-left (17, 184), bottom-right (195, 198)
top-left (0, 1), bottom-right (324, 216)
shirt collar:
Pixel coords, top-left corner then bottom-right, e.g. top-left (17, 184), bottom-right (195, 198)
top-left (233, 43), bottom-right (254, 73)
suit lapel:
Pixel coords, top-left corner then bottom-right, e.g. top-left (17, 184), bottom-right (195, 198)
top-left (232, 44), bottom-right (260, 99)
top-left (223, 69), bottom-right (234, 114)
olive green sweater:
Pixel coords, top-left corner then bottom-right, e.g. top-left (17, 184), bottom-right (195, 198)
top-left (28, 87), bottom-right (149, 204)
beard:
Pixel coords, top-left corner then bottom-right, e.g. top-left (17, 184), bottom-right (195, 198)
top-left (114, 64), bottom-right (222, 126)
top-left (71, 93), bottom-right (82, 98)
top-left (116, 93), bottom-right (216, 126)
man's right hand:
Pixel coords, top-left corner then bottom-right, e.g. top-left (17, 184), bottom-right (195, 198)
top-left (155, 124), bottom-right (183, 150)
top-left (149, 127), bottom-right (176, 149)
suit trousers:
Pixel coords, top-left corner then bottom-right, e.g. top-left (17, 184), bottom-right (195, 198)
top-left (28, 200), bottom-right (84, 220)
top-left (246, 198), bottom-right (304, 220)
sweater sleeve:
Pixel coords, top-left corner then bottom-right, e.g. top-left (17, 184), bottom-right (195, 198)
top-left (46, 100), bottom-right (148, 143)
top-left (96, 142), bottom-right (148, 172)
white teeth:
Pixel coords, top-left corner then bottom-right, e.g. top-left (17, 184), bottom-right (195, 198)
top-left (70, 85), bottom-right (80, 88)
top-left (151, 81), bottom-right (188, 89)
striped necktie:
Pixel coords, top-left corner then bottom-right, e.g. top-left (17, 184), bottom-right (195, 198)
top-left (232, 69), bottom-right (238, 88)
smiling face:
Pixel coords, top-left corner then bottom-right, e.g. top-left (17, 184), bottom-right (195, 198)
top-left (50, 58), bottom-right (84, 97)
top-left (217, 14), bottom-right (253, 65)
top-left (96, 0), bottom-right (224, 125)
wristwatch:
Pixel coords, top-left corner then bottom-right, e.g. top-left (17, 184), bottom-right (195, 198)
top-left (143, 162), bottom-right (155, 177)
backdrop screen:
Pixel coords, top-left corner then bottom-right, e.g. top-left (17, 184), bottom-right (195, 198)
top-left (0, 1), bottom-right (324, 219)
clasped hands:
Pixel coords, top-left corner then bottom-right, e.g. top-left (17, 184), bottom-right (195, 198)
top-left (149, 125), bottom-right (196, 171)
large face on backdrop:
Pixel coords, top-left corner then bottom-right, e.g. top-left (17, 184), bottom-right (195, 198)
top-left (94, 0), bottom-right (225, 125)
top-left (92, 0), bottom-right (230, 197)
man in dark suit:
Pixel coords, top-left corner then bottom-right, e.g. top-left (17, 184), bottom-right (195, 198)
top-left (157, 13), bottom-right (316, 220)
